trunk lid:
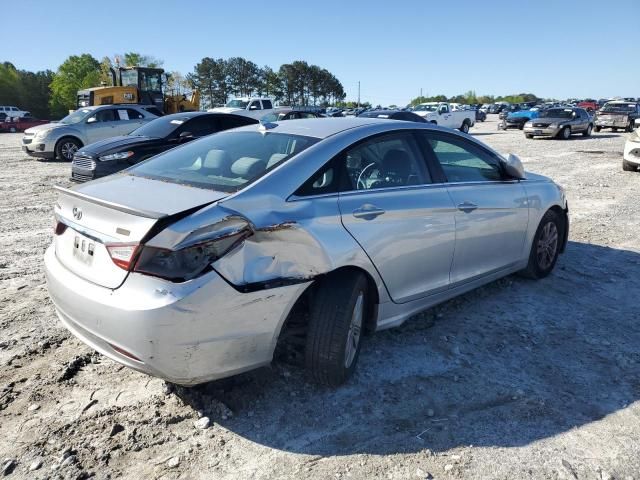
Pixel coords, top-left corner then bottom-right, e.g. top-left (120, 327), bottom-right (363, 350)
top-left (53, 175), bottom-right (227, 288)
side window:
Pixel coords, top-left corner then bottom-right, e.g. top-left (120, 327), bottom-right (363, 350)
top-left (296, 133), bottom-right (430, 197)
top-left (219, 115), bottom-right (256, 129)
top-left (261, 100), bottom-right (273, 109)
top-left (96, 109), bottom-right (117, 122)
top-left (424, 133), bottom-right (503, 183)
top-left (183, 116), bottom-right (219, 137)
top-left (249, 101), bottom-right (262, 110)
top-left (125, 108), bottom-right (144, 120)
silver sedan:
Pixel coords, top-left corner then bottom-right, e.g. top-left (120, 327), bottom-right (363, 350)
top-left (45, 118), bottom-right (569, 386)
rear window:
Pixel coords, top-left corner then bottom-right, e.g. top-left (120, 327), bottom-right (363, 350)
top-left (129, 131), bottom-right (318, 192)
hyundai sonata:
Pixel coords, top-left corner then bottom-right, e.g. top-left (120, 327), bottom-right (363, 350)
top-left (45, 118), bottom-right (568, 386)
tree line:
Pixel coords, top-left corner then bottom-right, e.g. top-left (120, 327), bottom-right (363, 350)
top-left (188, 58), bottom-right (345, 109)
top-left (0, 53), bottom-right (346, 119)
top-left (410, 90), bottom-right (542, 106)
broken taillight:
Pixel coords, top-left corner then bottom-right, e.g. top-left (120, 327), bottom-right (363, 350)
top-left (105, 243), bottom-right (139, 270)
top-left (54, 221), bottom-right (67, 236)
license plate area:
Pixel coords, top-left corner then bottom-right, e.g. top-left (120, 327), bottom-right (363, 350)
top-left (72, 232), bottom-right (96, 265)
top-left (533, 130), bottom-right (543, 135)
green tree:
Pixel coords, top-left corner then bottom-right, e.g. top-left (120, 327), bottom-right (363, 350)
top-left (49, 54), bottom-right (101, 117)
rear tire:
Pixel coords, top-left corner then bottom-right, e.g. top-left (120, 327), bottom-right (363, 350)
top-left (594, 126), bottom-right (601, 133)
top-left (623, 159), bottom-right (638, 172)
top-left (521, 210), bottom-right (562, 279)
top-left (583, 124), bottom-right (593, 137)
top-left (9, 127), bottom-right (16, 133)
top-left (627, 121), bottom-right (635, 133)
top-left (305, 272), bottom-right (370, 386)
top-left (55, 137), bottom-right (82, 161)
top-left (459, 121), bottom-right (470, 134)
top-left (525, 134), bottom-right (534, 139)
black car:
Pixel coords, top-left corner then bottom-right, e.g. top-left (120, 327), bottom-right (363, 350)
top-left (71, 112), bottom-right (257, 182)
top-left (357, 109), bottom-right (427, 122)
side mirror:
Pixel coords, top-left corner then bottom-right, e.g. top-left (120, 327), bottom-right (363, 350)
top-left (504, 153), bottom-right (526, 180)
top-left (86, 116), bottom-right (97, 124)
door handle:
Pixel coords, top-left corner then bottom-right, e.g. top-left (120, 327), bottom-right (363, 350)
top-left (457, 201), bottom-right (478, 213)
top-left (353, 204), bottom-right (385, 219)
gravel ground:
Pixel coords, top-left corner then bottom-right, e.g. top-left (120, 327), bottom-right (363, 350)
top-left (0, 116), bottom-right (639, 480)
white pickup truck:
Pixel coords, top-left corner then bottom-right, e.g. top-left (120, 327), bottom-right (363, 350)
top-left (209, 97), bottom-right (285, 120)
top-left (412, 102), bottom-right (475, 133)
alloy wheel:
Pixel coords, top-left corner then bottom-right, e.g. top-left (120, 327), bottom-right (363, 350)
top-left (344, 292), bottom-right (364, 368)
top-left (536, 222), bottom-right (558, 270)
top-left (61, 142), bottom-right (78, 160)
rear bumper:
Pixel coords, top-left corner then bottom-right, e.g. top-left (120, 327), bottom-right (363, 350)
top-left (595, 118), bottom-right (629, 128)
top-left (44, 245), bottom-right (309, 385)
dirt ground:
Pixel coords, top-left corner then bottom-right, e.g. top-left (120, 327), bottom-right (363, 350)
top-left (0, 117), bottom-right (639, 480)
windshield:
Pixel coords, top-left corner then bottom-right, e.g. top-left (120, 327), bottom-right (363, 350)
top-left (413, 104), bottom-right (438, 112)
top-left (130, 116), bottom-right (188, 138)
top-left (129, 131), bottom-right (318, 192)
top-left (60, 109), bottom-right (93, 124)
top-left (226, 99), bottom-right (250, 109)
top-left (539, 109), bottom-right (574, 119)
top-left (601, 103), bottom-right (636, 113)
top-left (120, 70), bottom-right (138, 87)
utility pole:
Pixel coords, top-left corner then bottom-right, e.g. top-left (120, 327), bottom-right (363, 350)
top-left (357, 81), bottom-right (360, 108)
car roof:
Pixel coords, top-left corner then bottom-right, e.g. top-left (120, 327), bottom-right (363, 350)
top-left (233, 117), bottom-right (390, 139)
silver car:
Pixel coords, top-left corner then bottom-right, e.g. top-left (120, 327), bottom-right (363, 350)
top-left (22, 105), bottom-right (157, 161)
top-left (523, 107), bottom-right (593, 139)
top-left (44, 118), bottom-right (568, 386)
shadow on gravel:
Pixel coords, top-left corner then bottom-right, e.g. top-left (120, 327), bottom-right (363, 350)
top-left (176, 241), bottom-right (640, 456)
top-left (533, 134), bottom-right (622, 141)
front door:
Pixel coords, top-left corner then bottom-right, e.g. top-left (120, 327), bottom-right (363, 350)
top-left (84, 109), bottom-right (121, 144)
top-left (336, 132), bottom-right (457, 303)
top-left (421, 131), bottom-right (529, 284)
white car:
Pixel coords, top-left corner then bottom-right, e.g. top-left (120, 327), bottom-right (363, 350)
top-left (0, 105), bottom-right (29, 119)
top-left (22, 105), bottom-right (157, 161)
top-left (622, 123), bottom-right (640, 172)
top-left (209, 97), bottom-right (285, 120)
top-left (412, 102), bottom-right (475, 133)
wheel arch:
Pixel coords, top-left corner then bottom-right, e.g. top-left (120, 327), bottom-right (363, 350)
top-left (273, 265), bottom-right (381, 362)
top-left (548, 204), bottom-right (569, 253)
top-left (55, 135), bottom-right (84, 151)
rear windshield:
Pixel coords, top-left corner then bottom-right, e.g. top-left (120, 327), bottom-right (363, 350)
top-left (601, 103), bottom-right (636, 113)
top-left (129, 131), bottom-right (318, 192)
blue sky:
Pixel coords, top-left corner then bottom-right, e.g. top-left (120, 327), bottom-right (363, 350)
top-left (5, 0), bottom-right (639, 105)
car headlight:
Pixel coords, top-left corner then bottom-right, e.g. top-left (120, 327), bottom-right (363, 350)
top-left (525, 121), bottom-right (532, 127)
top-left (34, 129), bottom-right (52, 140)
top-left (549, 123), bottom-right (559, 128)
top-left (98, 151), bottom-right (134, 162)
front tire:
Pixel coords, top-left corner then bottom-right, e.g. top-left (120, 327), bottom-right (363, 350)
top-left (627, 121), bottom-right (635, 133)
top-left (623, 159), bottom-right (638, 172)
top-left (305, 272), bottom-right (370, 386)
top-left (521, 210), bottom-right (562, 279)
top-left (559, 126), bottom-right (571, 140)
top-left (594, 125), bottom-right (602, 133)
top-left (525, 134), bottom-right (534, 139)
top-left (55, 137), bottom-right (82, 161)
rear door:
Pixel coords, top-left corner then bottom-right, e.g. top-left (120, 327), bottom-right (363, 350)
top-left (421, 131), bottom-right (529, 284)
top-left (336, 131), bottom-right (456, 303)
top-left (115, 108), bottom-right (146, 135)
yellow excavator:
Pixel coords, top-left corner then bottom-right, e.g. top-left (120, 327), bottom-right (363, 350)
top-left (76, 66), bottom-right (199, 114)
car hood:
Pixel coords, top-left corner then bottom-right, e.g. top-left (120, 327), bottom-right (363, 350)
top-left (532, 116), bottom-right (571, 123)
top-left (72, 174), bottom-right (228, 217)
top-left (76, 135), bottom-right (159, 157)
top-left (24, 122), bottom-right (67, 134)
